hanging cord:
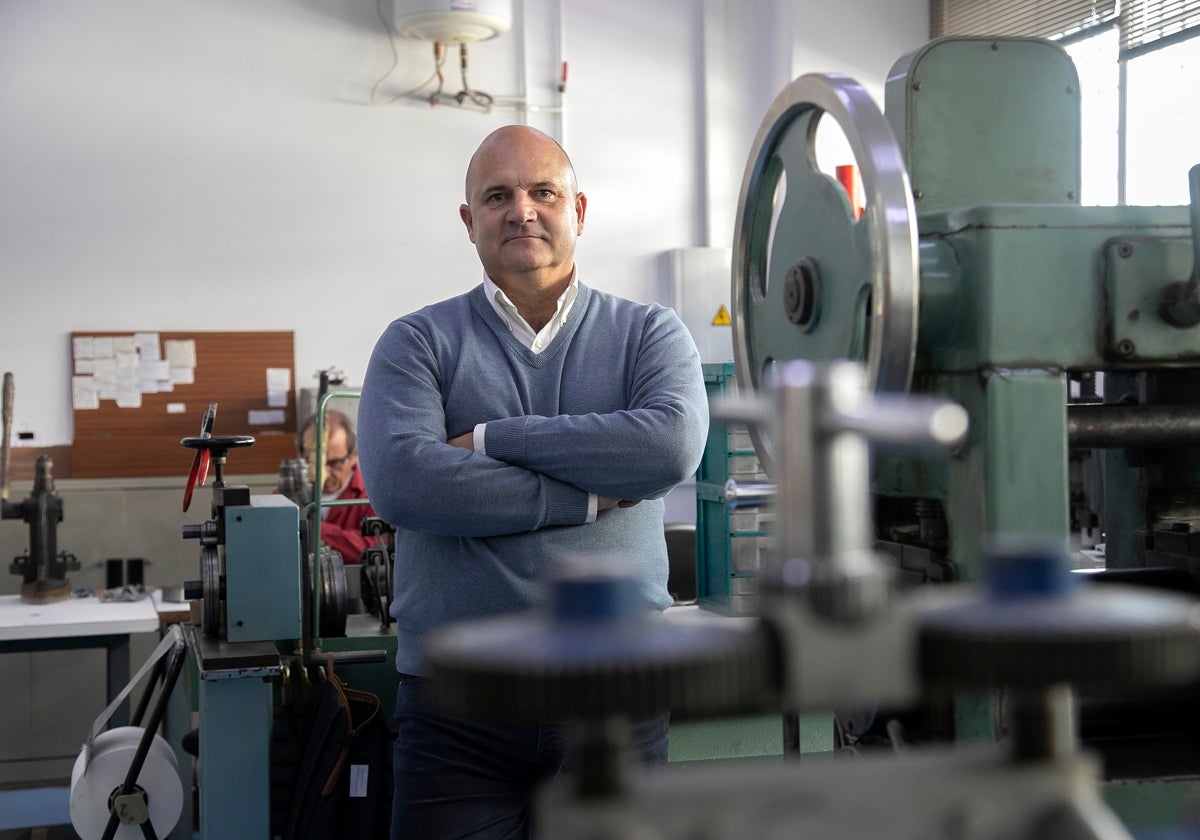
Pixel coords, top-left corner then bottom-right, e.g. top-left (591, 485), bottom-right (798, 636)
top-left (370, 0), bottom-right (448, 107)
top-left (454, 44), bottom-right (495, 111)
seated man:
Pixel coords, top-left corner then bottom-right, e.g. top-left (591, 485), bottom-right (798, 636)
top-left (298, 409), bottom-right (378, 563)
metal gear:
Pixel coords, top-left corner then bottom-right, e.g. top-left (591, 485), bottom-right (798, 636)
top-left (427, 613), bottom-right (775, 721)
top-left (919, 583), bottom-right (1200, 691)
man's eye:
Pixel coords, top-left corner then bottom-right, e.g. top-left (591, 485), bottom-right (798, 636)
top-left (484, 194), bottom-right (505, 204)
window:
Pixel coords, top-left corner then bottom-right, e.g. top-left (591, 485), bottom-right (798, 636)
top-left (934, 0), bottom-right (1200, 206)
top-left (1123, 36), bottom-right (1198, 205)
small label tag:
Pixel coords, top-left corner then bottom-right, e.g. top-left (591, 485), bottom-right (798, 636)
top-left (349, 765), bottom-right (369, 798)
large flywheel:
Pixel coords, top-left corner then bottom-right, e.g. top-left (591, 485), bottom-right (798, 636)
top-left (732, 73), bottom-right (920, 470)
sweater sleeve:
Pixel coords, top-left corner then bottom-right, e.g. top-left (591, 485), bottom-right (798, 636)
top-left (357, 318), bottom-right (591, 537)
top-left (483, 306), bottom-right (709, 501)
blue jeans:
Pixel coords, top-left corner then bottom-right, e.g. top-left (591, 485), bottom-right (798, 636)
top-left (390, 674), bottom-right (669, 840)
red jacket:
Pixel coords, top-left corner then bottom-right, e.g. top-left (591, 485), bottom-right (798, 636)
top-left (315, 465), bottom-right (378, 564)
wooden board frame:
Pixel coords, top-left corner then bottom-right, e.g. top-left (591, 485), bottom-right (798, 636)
top-left (70, 331), bottom-right (295, 478)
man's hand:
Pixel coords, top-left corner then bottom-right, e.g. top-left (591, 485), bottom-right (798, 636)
top-left (597, 496), bottom-right (640, 512)
top-left (447, 431), bottom-right (474, 450)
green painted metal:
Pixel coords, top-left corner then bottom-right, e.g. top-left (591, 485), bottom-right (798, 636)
top-left (1103, 778), bottom-right (1200, 835)
top-left (918, 205), bottom-right (1192, 372)
top-left (885, 36), bottom-right (1081, 215)
top-left (695, 363), bottom-right (769, 616)
top-left (197, 666), bottom-right (275, 838)
top-left (1107, 236), bottom-right (1199, 363)
top-left (668, 712), bottom-right (834, 764)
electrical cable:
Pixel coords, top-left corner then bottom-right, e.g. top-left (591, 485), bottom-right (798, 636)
top-left (369, 0), bottom-right (448, 107)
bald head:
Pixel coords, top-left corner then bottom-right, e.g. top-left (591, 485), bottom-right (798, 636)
top-left (464, 125), bottom-right (578, 202)
top-left (458, 124), bottom-right (587, 297)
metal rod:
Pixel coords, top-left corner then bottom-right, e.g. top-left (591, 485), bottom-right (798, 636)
top-left (1068, 404), bottom-right (1200, 448)
top-left (1, 372), bottom-right (13, 501)
top-left (723, 478), bottom-right (776, 509)
top-left (305, 649), bottom-right (389, 667)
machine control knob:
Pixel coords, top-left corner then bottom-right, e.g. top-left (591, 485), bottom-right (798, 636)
top-left (180, 521), bottom-right (219, 544)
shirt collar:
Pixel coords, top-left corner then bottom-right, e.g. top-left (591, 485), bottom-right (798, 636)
top-left (483, 269), bottom-right (579, 338)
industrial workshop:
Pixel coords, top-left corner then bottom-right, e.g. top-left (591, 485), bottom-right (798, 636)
top-left (3, 0), bottom-right (1200, 838)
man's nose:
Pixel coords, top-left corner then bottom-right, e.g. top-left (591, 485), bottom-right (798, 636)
top-left (508, 193), bottom-right (536, 223)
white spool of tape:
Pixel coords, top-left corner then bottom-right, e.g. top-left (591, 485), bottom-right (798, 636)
top-left (69, 726), bottom-right (183, 840)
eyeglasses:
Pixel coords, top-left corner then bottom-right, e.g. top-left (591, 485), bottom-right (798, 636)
top-left (302, 451), bottom-right (354, 470)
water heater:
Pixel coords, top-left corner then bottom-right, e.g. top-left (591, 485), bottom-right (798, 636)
top-left (393, 0), bottom-right (513, 44)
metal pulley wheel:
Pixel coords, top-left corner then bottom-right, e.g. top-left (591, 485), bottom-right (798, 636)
top-left (732, 73), bottom-right (920, 471)
top-left (200, 545), bottom-right (222, 637)
top-left (310, 546), bottom-right (348, 638)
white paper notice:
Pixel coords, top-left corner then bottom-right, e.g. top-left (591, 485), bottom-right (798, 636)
top-left (92, 336), bottom-right (115, 359)
top-left (164, 339), bottom-right (197, 367)
top-left (72, 336), bottom-right (94, 359)
top-left (113, 336), bottom-right (137, 355)
top-left (116, 385), bottom-right (142, 409)
top-left (92, 358), bottom-right (118, 387)
top-left (72, 376), bottom-right (99, 410)
top-left (134, 332), bottom-right (161, 361)
top-left (266, 368), bottom-right (290, 408)
top-left (248, 409), bottom-right (286, 425)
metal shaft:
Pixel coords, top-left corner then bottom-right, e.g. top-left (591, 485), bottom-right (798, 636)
top-left (1, 372), bottom-right (12, 501)
top-left (1068, 403), bottom-right (1200, 448)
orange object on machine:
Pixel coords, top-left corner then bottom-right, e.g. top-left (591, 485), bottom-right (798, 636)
top-left (836, 164), bottom-right (864, 220)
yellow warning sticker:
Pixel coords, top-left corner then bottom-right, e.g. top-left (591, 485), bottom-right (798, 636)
top-left (712, 305), bottom-right (732, 326)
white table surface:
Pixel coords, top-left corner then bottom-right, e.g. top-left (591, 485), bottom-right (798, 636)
top-left (0, 592), bottom-right (160, 641)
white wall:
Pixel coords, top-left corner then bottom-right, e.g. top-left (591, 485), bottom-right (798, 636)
top-left (0, 0), bottom-right (927, 451)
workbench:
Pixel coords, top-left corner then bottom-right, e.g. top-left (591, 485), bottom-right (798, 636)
top-left (0, 591), bottom-right (163, 833)
top-left (0, 592), bottom-right (160, 727)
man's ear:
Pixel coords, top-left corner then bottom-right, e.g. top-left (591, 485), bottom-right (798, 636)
top-left (459, 203), bottom-right (476, 243)
top-left (574, 191), bottom-right (587, 234)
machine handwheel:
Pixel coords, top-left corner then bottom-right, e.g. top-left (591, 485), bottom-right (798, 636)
top-left (732, 73), bottom-right (920, 470)
top-left (200, 545), bottom-right (222, 637)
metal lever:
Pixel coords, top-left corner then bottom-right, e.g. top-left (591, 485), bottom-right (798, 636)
top-left (717, 360), bottom-right (967, 621)
top-left (1157, 163), bottom-right (1200, 327)
top-left (723, 478), bottom-right (776, 510)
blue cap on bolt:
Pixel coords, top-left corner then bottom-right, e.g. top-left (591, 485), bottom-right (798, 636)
top-left (984, 543), bottom-right (1078, 601)
top-left (551, 571), bottom-right (641, 622)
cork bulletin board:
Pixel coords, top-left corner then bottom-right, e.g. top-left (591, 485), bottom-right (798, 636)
top-left (70, 331), bottom-right (296, 478)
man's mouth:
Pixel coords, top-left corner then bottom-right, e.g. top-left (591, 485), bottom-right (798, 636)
top-left (505, 231), bottom-right (543, 243)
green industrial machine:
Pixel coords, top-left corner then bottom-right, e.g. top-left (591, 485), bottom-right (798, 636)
top-left (729, 35), bottom-right (1200, 830)
top-left (734, 35), bottom-right (1198, 578)
top-left (169, 395), bottom-right (396, 839)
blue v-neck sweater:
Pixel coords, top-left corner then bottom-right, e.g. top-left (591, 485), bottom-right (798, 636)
top-left (358, 282), bottom-right (709, 675)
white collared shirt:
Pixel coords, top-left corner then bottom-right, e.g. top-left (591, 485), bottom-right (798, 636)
top-left (482, 271), bottom-right (579, 354)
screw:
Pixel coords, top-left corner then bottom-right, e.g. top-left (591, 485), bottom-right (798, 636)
top-left (1067, 190), bottom-right (1077, 200)
top-left (991, 42), bottom-right (1000, 51)
top-left (913, 189), bottom-right (923, 201)
top-left (1117, 339), bottom-right (1135, 356)
top-left (1117, 242), bottom-right (1134, 258)
top-left (913, 81), bottom-right (922, 91)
